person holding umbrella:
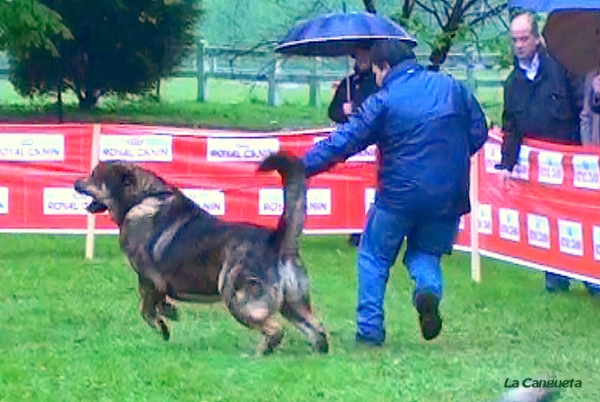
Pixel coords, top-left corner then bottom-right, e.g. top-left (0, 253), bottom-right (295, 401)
top-left (327, 46), bottom-right (379, 247)
top-left (328, 47), bottom-right (378, 124)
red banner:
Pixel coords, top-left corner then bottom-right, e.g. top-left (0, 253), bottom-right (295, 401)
top-left (91, 124), bottom-right (382, 233)
top-left (474, 127), bottom-right (600, 282)
top-left (0, 123), bottom-right (597, 283)
top-left (0, 124), bottom-right (93, 231)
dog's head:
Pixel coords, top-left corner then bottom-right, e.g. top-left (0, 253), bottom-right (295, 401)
top-left (74, 161), bottom-right (172, 223)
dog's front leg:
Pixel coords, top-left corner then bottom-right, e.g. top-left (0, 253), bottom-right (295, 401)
top-left (138, 279), bottom-right (170, 341)
top-left (157, 297), bottom-right (179, 321)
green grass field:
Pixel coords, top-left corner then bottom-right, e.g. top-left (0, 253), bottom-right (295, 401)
top-left (1, 234), bottom-right (599, 402)
top-left (0, 67), bottom-right (507, 130)
top-left (1, 66), bottom-right (579, 401)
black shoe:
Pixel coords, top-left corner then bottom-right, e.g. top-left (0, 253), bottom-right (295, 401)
top-left (414, 292), bottom-right (442, 341)
top-left (348, 234), bottom-right (361, 247)
top-left (545, 282), bottom-right (570, 293)
top-left (545, 274), bottom-right (570, 293)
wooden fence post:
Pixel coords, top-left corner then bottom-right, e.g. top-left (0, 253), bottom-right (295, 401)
top-left (470, 153), bottom-right (481, 282)
top-left (268, 57), bottom-right (281, 106)
top-left (85, 124), bottom-right (101, 260)
top-left (196, 40), bottom-right (208, 102)
top-left (465, 50), bottom-right (477, 93)
top-left (309, 57), bottom-right (321, 107)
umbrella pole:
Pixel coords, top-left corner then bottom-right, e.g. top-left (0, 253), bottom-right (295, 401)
top-left (346, 55), bottom-right (352, 102)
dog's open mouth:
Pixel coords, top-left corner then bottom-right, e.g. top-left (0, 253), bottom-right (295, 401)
top-left (74, 180), bottom-right (109, 214)
top-left (85, 199), bottom-right (109, 213)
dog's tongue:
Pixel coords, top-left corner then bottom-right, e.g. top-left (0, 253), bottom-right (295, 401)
top-left (86, 200), bottom-right (108, 213)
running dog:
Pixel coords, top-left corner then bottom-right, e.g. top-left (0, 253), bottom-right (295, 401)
top-left (73, 153), bottom-right (329, 355)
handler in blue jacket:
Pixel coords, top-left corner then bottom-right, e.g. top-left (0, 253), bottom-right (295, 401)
top-left (302, 39), bottom-right (488, 346)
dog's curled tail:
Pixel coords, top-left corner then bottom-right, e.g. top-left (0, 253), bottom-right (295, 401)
top-left (257, 152), bottom-right (306, 258)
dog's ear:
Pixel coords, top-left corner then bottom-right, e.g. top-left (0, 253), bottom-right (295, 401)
top-left (110, 164), bottom-right (136, 186)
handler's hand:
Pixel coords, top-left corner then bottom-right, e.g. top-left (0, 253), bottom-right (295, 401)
top-left (494, 163), bottom-right (512, 187)
top-left (500, 169), bottom-right (512, 187)
top-left (342, 102), bottom-right (354, 116)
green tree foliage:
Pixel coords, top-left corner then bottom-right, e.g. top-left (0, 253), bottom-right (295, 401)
top-left (391, 0), bottom-right (510, 70)
top-left (200, 0), bottom-right (403, 47)
top-left (0, 0), bottom-right (72, 56)
top-left (7, 0), bottom-right (203, 109)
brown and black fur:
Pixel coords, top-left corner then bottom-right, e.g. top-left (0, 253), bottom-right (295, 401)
top-left (74, 153), bottom-right (328, 355)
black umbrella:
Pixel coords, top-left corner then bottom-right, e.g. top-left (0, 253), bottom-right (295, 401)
top-left (275, 11), bottom-right (417, 57)
top-left (275, 11), bottom-right (417, 103)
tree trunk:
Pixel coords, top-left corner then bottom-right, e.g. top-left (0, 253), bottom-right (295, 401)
top-left (401, 0), bottom-right (414, 19)
top-left (56, 78), bottom-right (63, 123)
top-left (78, 90), bottom-right (98, 111)
top-left (362, 0), bottom-right (376, 13)
top-left (429, 0), bottom-right (463, 71)
top-left (429, 34), bottom-right (455, 70)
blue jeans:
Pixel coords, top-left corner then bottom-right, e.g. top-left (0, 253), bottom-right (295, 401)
top-left (546, 272), bottom-right (600, 295)
top-left (355, 203), bottom-right (460, 343)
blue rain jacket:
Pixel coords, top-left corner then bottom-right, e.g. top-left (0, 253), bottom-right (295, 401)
top-left (302, 59), bottom-right (488, 219)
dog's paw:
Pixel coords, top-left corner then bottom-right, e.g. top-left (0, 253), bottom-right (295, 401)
top-left (257, 342), bottom-right (278, 356)
top-left (158, 318), bottom-right (170, 341)
top-left (313, 333), bottom-right (329, 354)
top-left (257, 336), bottom-right (283, 356)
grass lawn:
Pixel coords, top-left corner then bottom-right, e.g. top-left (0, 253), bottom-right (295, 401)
top-left (0, 234), bottom-right (598, 402)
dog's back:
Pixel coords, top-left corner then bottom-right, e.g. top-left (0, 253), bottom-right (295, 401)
top-left (152, 153), bottom-right (306, 300)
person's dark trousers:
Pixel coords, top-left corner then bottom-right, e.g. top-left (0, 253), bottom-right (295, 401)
top-left (546, 272), bottom-right (600, 296)
top-left (354, 203), bottom-right (459, 346)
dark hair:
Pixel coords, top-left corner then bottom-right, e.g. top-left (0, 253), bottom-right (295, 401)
top-left (370, 39), bottom-right (416, 69)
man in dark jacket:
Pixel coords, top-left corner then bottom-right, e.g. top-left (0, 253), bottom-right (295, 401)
top-left (328, 47), bottom-right (378, 247)
top-left (495, 12), bottom-right (599, 296)
top-left (302, 39), bottom-right (488, 346)
top-left (496, 12), bottom-right (583, 173)
top-left (328, 48), bottom-right (378, 123)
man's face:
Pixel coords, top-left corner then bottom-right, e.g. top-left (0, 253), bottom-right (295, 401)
top-left (372, 63), bottom-right (390, 87)
top-left (510, 16), bottom-right (540, 63)
top-left (354, 48), bottom-right (372, 72)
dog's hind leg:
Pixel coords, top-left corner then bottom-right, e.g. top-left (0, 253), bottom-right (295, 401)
top-left (278, 259), bottom-right (329, 353)
top-left (226, 301), bottom-right (284, 355)
top-left (222, 273), bottom-right (284, 355)
top-left (281, 297), bottom-right (329, 354)
top-left (138, 279), bottom-right (170, 341)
